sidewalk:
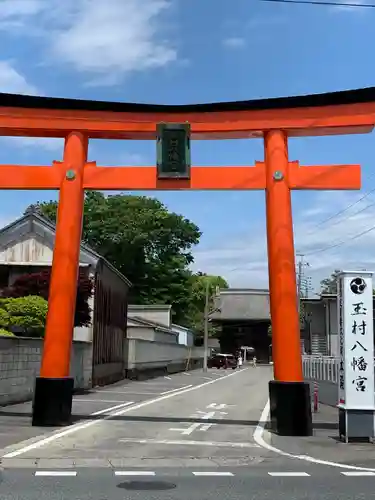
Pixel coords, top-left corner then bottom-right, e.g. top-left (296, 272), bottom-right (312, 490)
top-left (267, 403), bottom-right (375, 469)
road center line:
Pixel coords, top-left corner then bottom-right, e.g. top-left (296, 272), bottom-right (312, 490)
top-left (114, 471), bottom-right (155, 476)
top-left (193, 471), bottom-right (234, 476)
top-left (35, 471), bottom-right (77, 477)
top-left (341, 471), bottom-right (375, 476)
top-left (3, 368), bottom-right (248, 458)
top-left (268, 472), bottom-right (310, 477)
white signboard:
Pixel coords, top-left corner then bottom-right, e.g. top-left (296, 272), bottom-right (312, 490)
top-left (337, 271), bottom-right (374, 410)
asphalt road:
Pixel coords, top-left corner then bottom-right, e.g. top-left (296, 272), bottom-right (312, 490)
top-left (1, 366), bottom-right (375, 499)
top-left (2, 467), bottom-right (375, 500)
top-left (0, 365), bottom-right (273, 467)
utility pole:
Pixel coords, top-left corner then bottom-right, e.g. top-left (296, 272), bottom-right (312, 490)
top-left (203, 280), bottom-right (210, 373)
top-left (296, 253), bottom-right (311, 309)
top-left (296, 253), bottom-right (304, 315)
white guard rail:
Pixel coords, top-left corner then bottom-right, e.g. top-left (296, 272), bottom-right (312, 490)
top-left (302, 355), bottom-right (339, 383)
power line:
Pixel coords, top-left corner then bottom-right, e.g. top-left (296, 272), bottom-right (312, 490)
top-left (305, 220), bottom-right (375, 256)
top-left (306, 185), bottom-right (375, 234)
top-left (260, 0), bottom-right (375, 8)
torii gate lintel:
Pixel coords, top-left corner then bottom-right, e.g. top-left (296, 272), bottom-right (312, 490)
top-left (0, 160), bottom-right (360, 191)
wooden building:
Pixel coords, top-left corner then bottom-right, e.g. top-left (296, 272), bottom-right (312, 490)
top-left (0, 209), bottom-right (131, 386)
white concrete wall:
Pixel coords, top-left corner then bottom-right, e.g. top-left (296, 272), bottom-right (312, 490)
top-left (171, 324), bottom-right (195, 347)
top-left (178, 330), bottom-right (187, 345)
top-left (127, 325), bottom-right (155, 341)
top-left (0, 337), bottom-right (93, 405)
top-left (127, 324), bottom-right (178, 344)
top-left (126, 338), bottom-right (203, 371)
top-left (128, 306), bottom-right (171, 328)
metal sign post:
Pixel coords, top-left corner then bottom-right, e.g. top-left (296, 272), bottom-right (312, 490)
top-left (337, 271), bottom-right (375, 442)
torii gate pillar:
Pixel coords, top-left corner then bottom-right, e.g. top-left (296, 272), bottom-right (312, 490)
top-left (265, 130), bottom-right (311, 436)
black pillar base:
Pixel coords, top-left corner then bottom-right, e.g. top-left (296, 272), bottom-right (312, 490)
top-left (32, 377), bottom-right (74, 427)
top-left (269, 380), bottom-right (313, 436)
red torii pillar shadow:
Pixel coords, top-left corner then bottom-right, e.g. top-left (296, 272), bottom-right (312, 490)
top-left (0, 130), bottom-right (360, 436)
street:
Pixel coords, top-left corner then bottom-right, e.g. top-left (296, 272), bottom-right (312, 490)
top-left (1, 366), bottom-right (375, 499)
top-left (2, 467), bottom-right (375, 500)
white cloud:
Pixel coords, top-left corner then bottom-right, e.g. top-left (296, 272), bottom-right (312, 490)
top-left (0, 0), bottom-right (178, 85)
top-left (222, 37), bottom-right (246, 49)
top-left (0, 0), bottom-right (43, 18)
top-left (0, 0), bottom-right (44, 29)
top-left (192, 190), bottom-right (375, 293)
top-left (53, 0), bottom-right (177, 79)
top-left (0, 137), bottom-right (64, 152)
top-left (0, 60), bottom-right (38, 95)
top-left (0, 61), bottom-right (60, 151)
top-left (0, 62), bottom-right (64, 153)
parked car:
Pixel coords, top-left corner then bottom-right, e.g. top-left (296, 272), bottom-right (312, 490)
top-left (208, 353), bottom-right (237, 369)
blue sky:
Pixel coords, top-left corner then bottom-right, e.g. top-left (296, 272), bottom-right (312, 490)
top-left (0, 0), bottom-right (374, 292)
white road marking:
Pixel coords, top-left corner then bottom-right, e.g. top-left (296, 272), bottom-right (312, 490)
top-left (206, 403), bottom-right (233, 410)
top-left (164, 376), bottom-right (172, 380)
top-left (173, 402), bottom-right (229, 436)
top-left (341, 471), bottom-right (375, 476)
top-left (199, 424), bottom-right (213, 431)
top-left (3, 368), bottom-right (248, 458)
top-left (35, 471), bottom-right (77, 477)
top-left (183, 372), bottom-right (191, 376)
top-left (268, 472), bottom-right (310, 477)
top-left (193, 471), bottom-right (234, 476)
top-left (73, 399), bottom-right (127, 404)
top-left (254, 399), bottom-right (375, 472)
top-left (160, 385), bottom-right (192, 395)
top-left (170, 407), bottom-right (227, 436)
top-left (2, 401), bottom-right (134, 459)
top-left (95, 391), bottom-right (163, 395)
top-left (170, 422), bottom-right (202, 435)
top-left (119, 437), bottom-right (260, 448)
top-left (114, 471), bottom-right (155, 476)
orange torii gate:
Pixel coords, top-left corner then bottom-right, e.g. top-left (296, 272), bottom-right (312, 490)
top-left (0, 88), bottom-right (371, 436)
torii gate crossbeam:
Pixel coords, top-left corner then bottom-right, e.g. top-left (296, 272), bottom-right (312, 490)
top-left (0, 87), bottom-right (371, 436)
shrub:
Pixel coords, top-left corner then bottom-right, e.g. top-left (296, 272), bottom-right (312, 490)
top-left (0, 307), bottom-right (10, 329)
top-left (2, 269), bottom-right (94, 327)
top-left (0, 328), bottom-right (14, 337)
top-left (0, 295), bottom-right (48, 337)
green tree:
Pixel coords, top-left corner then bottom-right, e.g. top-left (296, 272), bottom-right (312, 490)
top-left (27, 192), bottom-right (201, 324)
top-left (320, 269), bottom-right (341, 294)
top-left (188, 272), bottom-right (229, 336)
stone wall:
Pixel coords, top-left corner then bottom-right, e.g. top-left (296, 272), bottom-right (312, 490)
top-left (0, 337), bottom-right (93, 406)
top-left (0, 336), bottom-right (205, 405)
